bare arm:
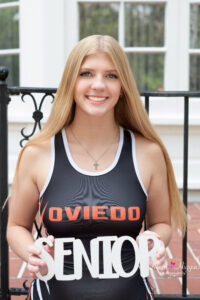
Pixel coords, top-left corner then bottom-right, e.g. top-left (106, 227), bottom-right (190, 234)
top-left (7, 144), bottom-right (55, 277)
top-left (145, 142), bottom-right (172, 247)
top-left (135, 140), bottom-right (172, 274)
top-left (7, 145), bottom-right (40, 262)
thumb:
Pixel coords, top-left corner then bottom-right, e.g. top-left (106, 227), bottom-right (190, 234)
top-left (47, 235), bottom-right (54, 244)
top-left (44, 235), bottom-right (54, 253)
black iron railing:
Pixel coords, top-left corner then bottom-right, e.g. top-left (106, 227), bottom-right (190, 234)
top-left (0, 66), bottom-right (200, 300)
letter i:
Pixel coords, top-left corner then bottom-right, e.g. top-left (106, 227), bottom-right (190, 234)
top-left (84, 206), bottom-right (90, 219)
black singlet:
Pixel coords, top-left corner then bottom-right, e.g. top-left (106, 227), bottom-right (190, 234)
top-left (28, 127), bottom-right (154, 300)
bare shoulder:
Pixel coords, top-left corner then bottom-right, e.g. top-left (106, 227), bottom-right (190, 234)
top-left (20, 140), bottom-right (50, 165)
top-left (133, 132), bottom-right (167, 188)
top-left (9, 140), bottom-right (51, 230)
top-left (134, 132), bottom-right (165, 163)
top-left (19, 140), bottom-right (51, 184)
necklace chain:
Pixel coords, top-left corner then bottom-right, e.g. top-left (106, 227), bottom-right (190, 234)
top-left (70, 127), bottom-right (119, 170)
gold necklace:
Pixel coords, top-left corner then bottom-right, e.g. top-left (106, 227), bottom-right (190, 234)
top-left (70, 127), bottom-right (119, 170)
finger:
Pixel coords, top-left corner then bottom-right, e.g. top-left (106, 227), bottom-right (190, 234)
top-left (27, 263), bottom-right (40, 274)
top-left (149, 257), bottom-right (157, 269)
top-left (44, 244), bottom-right (54, 254)
top-left (158, 262), bottom-right (168, 272)
top-left (156, 249), bottom-right (166, 264)
top-left (27, 257), bottom-right (47, 272)
top-left (156, 255), bottom-right (167, 267)
top-left (149, 251), bottom-right (166, 268)
top-left (29, 272), bottom-right (37, 279)
top-left (136, 231), bottom-right (160, 246)
top-left (28, 245), bottom-right (41, 256)
top-left (148, 239), bottom-right (163, 251)
top-left (156, 261), bottom-right (168, 275)
top-left (156, 246), bottom-right (166, 261)
top-left (137, 231), bottom-right (161, 248)
top-left (28, 255), bottom-right (46, 267)
top-left (141, 230), bottom-right (161, 239)
top-left (47, 235), bottom-right (55, 243)
top-left (149, 254), bottom-right (168, 276)
top-left (156, 257), bottom-right (168, 269)
top-left (44, 235), bottom-right (55, 252)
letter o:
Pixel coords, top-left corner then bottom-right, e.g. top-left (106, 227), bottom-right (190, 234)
top-left (49, 207), bottom-right (62, 221)
top-left (128, 207), bottom-right (140, 221)
top-left (111, 236), bottom-right (140, 278)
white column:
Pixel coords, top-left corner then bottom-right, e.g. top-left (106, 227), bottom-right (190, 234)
top-left (164, 0), bottom-right (180, 90)
top-left (64, 0), bottom-right (79, 61)
top-left (20, 0), bottom-right (65, 87)
top-left (177, 0), bottom-right (189, 90)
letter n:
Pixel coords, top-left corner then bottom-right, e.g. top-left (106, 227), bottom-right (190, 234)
top-left (73, 239), bottom-right (98, 280)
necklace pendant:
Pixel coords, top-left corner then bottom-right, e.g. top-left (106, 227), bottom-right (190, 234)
top-left (93, 161), bottom-right (99, 170)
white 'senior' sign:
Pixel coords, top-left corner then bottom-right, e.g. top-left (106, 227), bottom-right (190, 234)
top-left (34, 235), bottom-right (161, 281)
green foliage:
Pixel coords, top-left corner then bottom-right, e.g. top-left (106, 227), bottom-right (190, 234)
top-left (125, 4), bottom-right (165, 47)
top-left (127, 53), bottom-right (164, 91)
top-left (0, 0), bottom-right (18, 3)
top-left (0, 6), bottom-right (19, 85)
top-left (79, 3), bottom-right (164, 91)
top-left (0, 55), bottom-right (19, 86)
top-left (0, 2), bottom-right (167, 89)
top-left (0, 7), bottom-right (19, 49)
top-left (190, 55), bottom-right (200, 90)
top-left (79, 3), bottom-right (118, 40)
top-left (190, 4), bottom-right (200, 49)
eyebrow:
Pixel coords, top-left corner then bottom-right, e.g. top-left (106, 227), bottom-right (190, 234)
top-left (80, 67), bottom-right (117, 73)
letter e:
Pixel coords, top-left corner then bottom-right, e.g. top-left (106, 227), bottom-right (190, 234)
top-left (54, 238), bottom-right (76, 280)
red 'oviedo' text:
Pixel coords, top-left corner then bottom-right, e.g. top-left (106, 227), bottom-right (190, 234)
top-left (48, 206), bottom-right (140, 222)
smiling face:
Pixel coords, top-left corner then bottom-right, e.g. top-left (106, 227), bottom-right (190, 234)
top-left (73, 52), bottom-right (122, 119)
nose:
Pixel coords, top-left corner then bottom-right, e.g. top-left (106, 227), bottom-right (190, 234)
top-left (91, 75), bottom-right (106, 90)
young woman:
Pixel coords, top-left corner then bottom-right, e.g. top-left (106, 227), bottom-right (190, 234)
top-left (7, 35), bottom-right (186, 300)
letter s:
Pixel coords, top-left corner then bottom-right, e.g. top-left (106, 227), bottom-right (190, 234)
top-left (34, 237), bottom-right (55, 281)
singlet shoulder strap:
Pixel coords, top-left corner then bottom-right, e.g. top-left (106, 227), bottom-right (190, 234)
top-left (39, 135), bottom-right (55, 199)
top-left (128, 130), bottom-right (148, 198)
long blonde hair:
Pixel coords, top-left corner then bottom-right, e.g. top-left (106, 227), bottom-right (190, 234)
top-left (14, 35), bottom-right (187, 235)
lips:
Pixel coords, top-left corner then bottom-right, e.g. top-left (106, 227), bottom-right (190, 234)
top-left (86, 95), bottom-right (108, 102)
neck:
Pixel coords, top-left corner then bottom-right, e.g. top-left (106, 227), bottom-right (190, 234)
top-left (67, 111), bottom-right (119, 147)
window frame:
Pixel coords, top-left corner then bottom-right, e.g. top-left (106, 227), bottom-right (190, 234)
top-left (0, 1), bottom-right (20, 85)
top-left (189, 0), bottom-right (200, 90)
top-left (63, 0), bottom-right (200, 126)
top-left (65, 0), bottom-right (190, 91)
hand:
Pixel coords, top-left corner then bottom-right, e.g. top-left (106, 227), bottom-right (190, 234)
top-left (136, 230), bottom-right (168, 275)
top-left (27, 235), bottom-right (54, 279)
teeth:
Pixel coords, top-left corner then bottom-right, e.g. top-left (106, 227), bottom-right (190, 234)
top-left (87, 96), bottom-right (107, 101)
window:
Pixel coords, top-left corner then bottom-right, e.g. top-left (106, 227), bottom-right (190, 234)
top-left (190, 2), bottom-right (200, 90)
top-left (0, 0), bottom-right (19, 86)
top-left (79, 3), bottom-right (119, 40)
top-left (124, 3), bottom-right (165, 91)
top-left (78, 0), bottom-right (166, 91)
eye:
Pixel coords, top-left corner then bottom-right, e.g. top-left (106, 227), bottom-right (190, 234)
top-left (80, 71), bottom-right (92, 77)
top-left (106, 73), bottom-right (118, 79)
